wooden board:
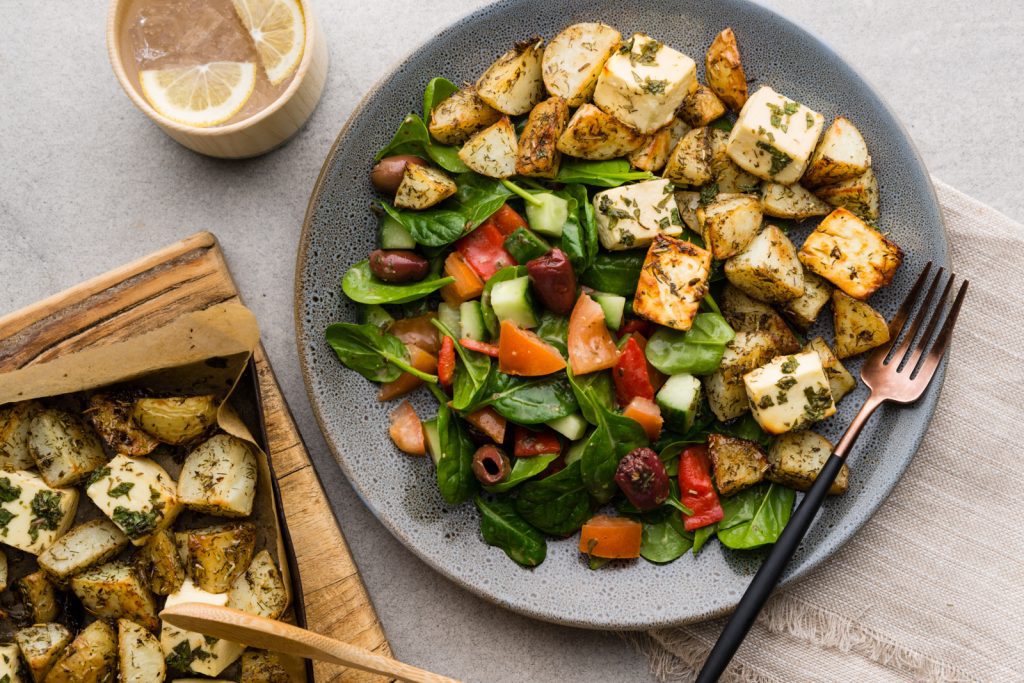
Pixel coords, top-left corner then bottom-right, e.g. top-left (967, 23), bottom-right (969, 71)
top-left (0, 232), bottom-right (392, 682)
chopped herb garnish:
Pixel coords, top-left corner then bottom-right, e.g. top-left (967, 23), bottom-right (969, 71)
top-left (0, 508), bottom-right (15, 536)
top-left (699, 183), bottom-right (719, 206)
top-left (86, 466), bottom-right (111, 487)
top-left (112, 505), bottom-right (160, 539)
top-left (29, 490), bottom-right (63, 543)
top-left (108, 481), bottom-right (135, 498)
top-left (780, 356), bottom-right (799, 374)
top-left (0, 477), bottom-right (21, 503)
top-left (756, 142), bottom-right (792, 176)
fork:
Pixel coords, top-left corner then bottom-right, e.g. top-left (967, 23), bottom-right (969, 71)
top-left (696, 263), bottom-right (968, 682)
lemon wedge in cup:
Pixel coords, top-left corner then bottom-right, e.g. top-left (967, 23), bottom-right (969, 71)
top-left (139, 62), bottom-right (257, 128)
top-left (231, 0), bottom-right (305, 85)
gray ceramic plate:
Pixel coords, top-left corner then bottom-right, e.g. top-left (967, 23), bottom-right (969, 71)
top-left (295, 0), bottom-right (947, 629)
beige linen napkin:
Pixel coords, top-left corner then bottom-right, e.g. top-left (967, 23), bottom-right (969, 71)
top-left (631, 180), bottom-right (1024, 683)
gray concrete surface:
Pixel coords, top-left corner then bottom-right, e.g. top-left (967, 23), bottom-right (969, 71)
top-left (1, 1), bottom-right (1021, 681)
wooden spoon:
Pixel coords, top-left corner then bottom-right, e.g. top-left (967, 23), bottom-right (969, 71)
top-left (160, 603), bottom-right (460, 683)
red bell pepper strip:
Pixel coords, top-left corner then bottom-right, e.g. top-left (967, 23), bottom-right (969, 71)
top-left (679, 445), bottom-right (724, 532)
top-left (459, 338), bottom-right (500, 357)
top-left (613, 336), bottom-right (655, 406)
top-left (437, 336), bottom-right (456, 389)
top-left (455, 222), bottom-right (517, 280)
top-left (490, 204), bottom-right (528, 236)
top-left (513, 426), bottom-right (562, 457)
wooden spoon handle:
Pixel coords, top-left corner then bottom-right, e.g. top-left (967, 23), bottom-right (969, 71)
top-left (160, 603), bottom-right (460, 683)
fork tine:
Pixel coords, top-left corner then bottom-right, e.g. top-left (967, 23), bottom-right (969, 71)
top-left (867, 263), bottom-right (934, 366)
top-left (884, 265), bottom-right (942, 366)
top-left (912, 279), bottom-right (968, 380)
top-left (902, 274), bottom-right (955, 371)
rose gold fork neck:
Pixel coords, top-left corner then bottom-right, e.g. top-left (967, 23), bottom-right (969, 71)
top-left (834, 394), bottom-right (886, 460)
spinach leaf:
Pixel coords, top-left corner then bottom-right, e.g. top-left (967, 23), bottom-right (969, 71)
top-left (342, 261), bottom-right (453, 305)
top-left (713, 414), bottom-right (773, 448)
top-left (692, 523), bottom-right (717, 555)
top-left (375, 113), bottom-right (469, 173)
top-left (475, 496), bottom-right (547, 567)
top-left (534, 311), bottom-right (569, 357)
top-left (431, 319), bottom-right (492, 410)
top-left (640, 516), bottom-right (693, 564)
top-left (430, 385), bottom-right (478, 505)
top-left (325, 323), bottom-right (438, 383)
top-left (716, 483), bottom-right (795, 550)
top-left (515, 460), bottom-right (592, 536)
top-left (481, 266), bottom-right (528, 337)
top-left (580, 252), bottom-right (646, 297)
top-left (645, 313), bottom-right (736, 375)
top-left (478, 373), bottom-right (578, 424)
top-left (423, 77), bottom-right (458, 126)
top-left (567, 370), bottom-right (615, 425)
top-left (557, 184), bottom-right (598, 271)
top-left (381, 174), bottom-right (511, 247)
top-left (556, 159), bottom-right (655, 187)
top-left (483, 453), bottom-right (560, 493)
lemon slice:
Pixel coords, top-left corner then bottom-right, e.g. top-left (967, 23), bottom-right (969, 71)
top-left (140, 62), bottom-right (257, 128)
top-left (231, 0), bottom-right (305, 85)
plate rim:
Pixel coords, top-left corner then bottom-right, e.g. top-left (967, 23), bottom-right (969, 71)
top-left (294, 0), bottom-right (949, 629)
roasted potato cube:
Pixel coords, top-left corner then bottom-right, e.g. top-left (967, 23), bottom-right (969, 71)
top-left (556, 103), bottom-right (645, 160)
top-left (17, 570), bottom-right (59, 623)
top-left (186, 522), bottom-right (257, 594)
top-left (802, 116), bottom-right (871, 188)
top-left (0, 643), bottom-right (26, 683)
top-left (708, 433), bottom-right (769, 496)
top-left (805, 337), bottom-right (857, 403)
top-left (678, 84), bottom-right (727, 127)
top-left (0, 401), bottom-right (43, 471)
top-left (832, 291), bottom-right (890, 359)
top-left (714, 161), bottom-right (761, 195)
top-left (0, 470), bottom-right (78, 555)
top-left (726, 87), bottom-right (824, 184)
top-left (161, 579), bottom-right (244, 677)
top-left (15, 624), bottom-right (71, 683)
top-left (744, 351), bottom-right (836, 434)
top-left (117, 619), bottom-right (166, 683)
top-left (27, 410), bottom-right (106, 487)
top-left (515, 96), bottom-right (569, 178)
top-left (132, 395), bottom-right (217, 445)
top-left (593, 178), bottom-right (684, 251)
top-left (814, 167), bottom-right (880, 220)
top-left (798, 208), bottom-right (902, 299)
top-left (673, 190), bottom-right (702, 232)
top-left (241, 649), bottom-right (292, 683)
top-left (724, 225), bottom-right (805, 303)
top-left (629, 119), bottom-right (690, 173)
top-left (86, 454), bottom-right (181, 545)
top-left (458, 116), bottom-right (518, 178)
top-left (85, 393), bottom-right (159, 457)
top-left (761, 182), bottom-right (831, 220)
top-left (177, 434), bottom-right (258, 518)
top-left (663, 127), bottom-right (728, 187)
top-left (70, 561), bottom-right (158, 631)
top-left (706, 28), bottom-right (748, 112)
top-left (43, 620), bottom-right (117, 683)
top-left (703, 330), bottom-right (781, 422)
top-left (393, 163), bottom-right (457, 210)
top-left (38, 519), bottom-right (129, 585)
top-left (767, 431), bottom-right (848, 494)
top-left (720, 284), bottom-right (801, 355)
top-left (138, 528), bottom-right (186, 596)
top-left (427, 86), bottom-right (501, 145)
top-left (0, 548), bottom-right (7, 592)
top-left (633, 235), bottom-right (712, 331)
top-left (228, 550), bottom-right (288, 620)
top-left (476, 39), bottom-right (545, 116)
top-left (777, 270), bottom-right (831, 330)
top-left (697, 194), bottom-right (762, 259)
top-left (542, 23), bottom-right (622, 107)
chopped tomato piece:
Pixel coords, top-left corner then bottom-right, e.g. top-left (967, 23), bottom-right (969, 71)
top-left (389, 314), bottom-right (440, 354)
top-left (456, 223), bottom-right (517, 280)
top-left (679, 445), bottom-right (724, 531)
top-left (578, 515), bottom-right (642, 559)
top-left (388, 400), bottom-right (425, 455)
top-left (567, 292), bottom-right (620, 374)
top-left (613, 337), bottom-right (655, 406)
top-left (437, 336), bottom-right (455, 389)
top-left (618, 318), bottom-right (653, 339)
top-left (513, 426), bottom-right (561, 457)
top-left (490, 204), bottom-right (528, 235)
top-left (378, 344), bottom-right (438, 401)
top-left (459, 338), bottom-right (500, 357)
top-left (622, 396), bottom-right (663, 441)
top-left (464, 406), bottom-right (507, 444)
top-left (440, 252), bottom-right (485, 306)
top-left (498, 319), bottom-right (567, 376)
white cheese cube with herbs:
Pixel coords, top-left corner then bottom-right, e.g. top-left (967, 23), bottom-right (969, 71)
top-left (744, 351), bottom-right (836, 434)
top-left (161, 578), bottom-right (244, 676)
top-left (86, 455), bottom-right (182, 546)
top-left (593, 34), bottom-right (696, 134)
top-left (0, 470), bottom-right (78, 555)
top-left (726, 86), bottom-right (824, 184)
top-left (593, 178), bottom-right (683, 251)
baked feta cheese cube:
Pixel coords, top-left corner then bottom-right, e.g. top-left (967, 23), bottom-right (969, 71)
top-left (542, 23), bottom-right (622, 107)
top-left (71, 561), bottom-right (158, 631)
top-left (724, 224), bottom-right (805, 303)
top-left (726, 86), bottom-right (824, 184)
top-left (177, 434), bottom-right (258, 518)
top-left (633, 235), bottom-right (712, 331)
top-left (703, 330), bottom-right (781, 422)
top-left (161, 579), bottom-right (244, 677)
top-left (593, 34), bottom-right (696, 134)
top-left (86, 454), bottom-right (182, 546)
top-left (0, 642), bottom-right (26, 683)
top-left (744, 351), bottom-right (836, 434)
top-left (0, 470), bottom-right (78, 555)
top-left (593, 178), bottom-right (683, 251)
top-left (798, 207), bottom-right (903, 299)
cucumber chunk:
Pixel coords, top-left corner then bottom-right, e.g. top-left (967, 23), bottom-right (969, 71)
top-left (459, 301), bottom-right (486, 341)
top-left (504, 227), bottom-right (550, 263)
top-left (422, 418), bottom-right (441, 466)
top-left (546, 413), bottom-right (588, 440)
top-left (592, 292), bottom-right (626, 331)
top-left (656, 374), bottom-right (702, 432)
top-left (563, 436), bottom-right (589, 466)
top-left (489, 276), bottom-right (538, 329)
top-left (379, 215), bottom-right (416, 249)
top-left (525, 193), bottom-right (569, 238)
top-left (437, 302), bottom-right (461, 339)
